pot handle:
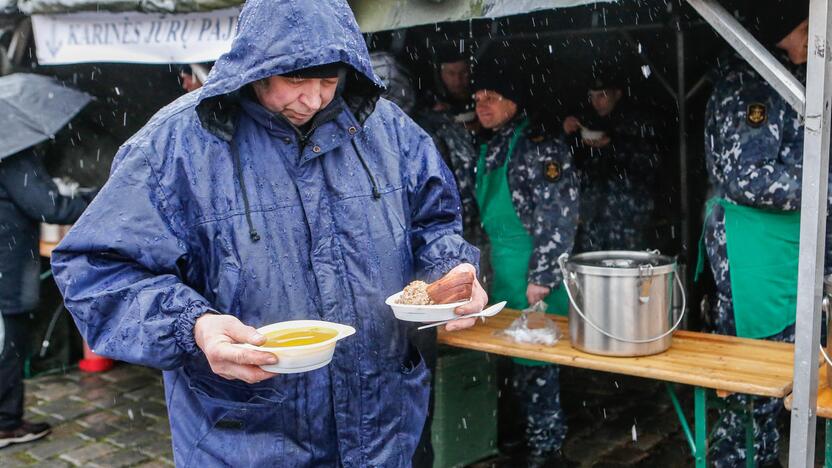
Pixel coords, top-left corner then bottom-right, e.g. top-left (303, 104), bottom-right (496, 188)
top-left (561, 270), bottom-right (687, 344)
top-left (557, 253), bottom-right (570, 278)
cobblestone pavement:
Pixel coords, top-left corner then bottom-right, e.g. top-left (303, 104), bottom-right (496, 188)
top-left (1, 365), bottom-right (171, 468)
top-left (2, 363), bottom-right (823, 467)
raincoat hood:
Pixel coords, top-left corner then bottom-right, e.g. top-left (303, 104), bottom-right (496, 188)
top-left (196, 0), bottom-right (385, 140)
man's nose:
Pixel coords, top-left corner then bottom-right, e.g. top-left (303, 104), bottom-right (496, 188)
top-left (300, 82), bottom-right (323, 109)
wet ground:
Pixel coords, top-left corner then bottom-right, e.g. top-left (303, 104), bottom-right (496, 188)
top-left (0, 362), bottom-right (823, 467)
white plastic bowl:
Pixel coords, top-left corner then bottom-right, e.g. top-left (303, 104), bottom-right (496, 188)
top-left (580, 127), bottom-right (606, 142)
top-left (239, 320), bottom-right (355, 374)
top-left (385, 291), bottom-right (471, 322)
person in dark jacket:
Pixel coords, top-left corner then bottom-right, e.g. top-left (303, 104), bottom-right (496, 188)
top-left (563, 72), bottom-right (662, 252)
top-left (51, 1), bottom-right (486, 466)
top-left (0, 148), bottom-right (93, 448)
top-left (431, 43), bottom-right (476, 126)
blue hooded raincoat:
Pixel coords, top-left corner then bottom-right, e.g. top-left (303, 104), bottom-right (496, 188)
top-left (51, 1), bottom-right (478, 466)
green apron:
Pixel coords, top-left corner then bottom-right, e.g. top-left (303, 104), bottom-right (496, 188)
top-left (695, 197), bottom-right (800, 338)
top-left (475, 119), bottom-right (568, 366)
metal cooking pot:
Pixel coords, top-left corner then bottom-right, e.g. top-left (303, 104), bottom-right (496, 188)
top-left (558, 251), bottom-right (686, 357)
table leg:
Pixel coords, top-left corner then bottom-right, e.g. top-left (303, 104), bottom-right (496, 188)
top-left (695, 386), bottom-right (708, 468)
top-left (665, 384), bottom-right (708, 467)
top-left (826, 418), bottom-right (832, 468)
top-left (667, 383), bottom-right (696, 455)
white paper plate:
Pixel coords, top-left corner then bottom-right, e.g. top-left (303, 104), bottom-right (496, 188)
top-left (385, 291), bottom-right (471, 322)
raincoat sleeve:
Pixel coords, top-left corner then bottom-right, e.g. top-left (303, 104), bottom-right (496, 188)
top-left (51, 144), bottom-right (211, 370)
top-left (525, 139), bottom-right (580, 289)
top-left (711, 84), bottom-right (802, 210)
top-left (406, 131), bottom-right (480, 282)
top-left (0, 151), bottom-right (91, 224)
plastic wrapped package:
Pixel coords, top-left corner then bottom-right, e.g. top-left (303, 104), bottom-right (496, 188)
top-left (499, 301), bottom-right (561, 346)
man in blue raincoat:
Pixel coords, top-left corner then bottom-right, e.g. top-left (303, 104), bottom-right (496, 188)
top-left (51, 1), bottom-right (486, 466)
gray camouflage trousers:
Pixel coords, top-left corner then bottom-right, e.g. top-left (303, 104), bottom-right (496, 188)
top-left (709, 314), bottom-right (794, 467)
top-left (705, 208), bottom-right (794, 467)
top-left (511, 363), bottom-right (567, 462)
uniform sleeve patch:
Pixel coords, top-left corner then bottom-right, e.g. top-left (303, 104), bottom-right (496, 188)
top-left (746, 103), bottom-right (767, 128)
top-left (543, 161), bottom-right (561, 182)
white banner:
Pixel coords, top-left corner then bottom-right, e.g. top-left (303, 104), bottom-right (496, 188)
top-left (32, 8), bottom-right (240, 65)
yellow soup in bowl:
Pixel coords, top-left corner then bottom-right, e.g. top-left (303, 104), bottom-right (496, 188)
top-left (263, 327), bottom-right (338, 348)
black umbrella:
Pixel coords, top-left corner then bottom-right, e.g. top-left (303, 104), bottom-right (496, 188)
top-left (0, 73), bottom-right (92, 161)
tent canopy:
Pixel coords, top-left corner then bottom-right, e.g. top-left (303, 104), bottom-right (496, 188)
top-left (15, 0), bottom-right (239, 14)
top-left (349, 0), bottom-right (615, 33)
top-left (13, 0), bottom-right (614, 31)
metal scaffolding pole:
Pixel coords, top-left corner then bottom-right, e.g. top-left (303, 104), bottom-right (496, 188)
top-left (675, 15), bottom-right (690, 268)
top-left (686, 0), bottom-right (806, 115)
top-left (789, 0), bottom-right (832, 464)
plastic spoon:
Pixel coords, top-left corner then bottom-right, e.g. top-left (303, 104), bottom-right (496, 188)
top-left (417, 301), bottom-right (508, 331)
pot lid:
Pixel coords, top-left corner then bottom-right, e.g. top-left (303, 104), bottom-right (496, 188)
top-left (564, 250), bottom-right (677, 277)
top-left (569, 250), bottom-right (675, 269)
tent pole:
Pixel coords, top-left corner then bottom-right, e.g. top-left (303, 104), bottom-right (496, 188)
top-left (675, 15), bottom-right (690, 286)
top-left (789, 0), bottom-right (832, 465)
top-left (686, 0), bottom-right (805, 115)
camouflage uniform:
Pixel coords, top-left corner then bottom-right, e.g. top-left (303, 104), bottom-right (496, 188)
top-left (704, 54), bottom-right (831, 466)
top-left (458, 117), bottom-right (579, 461)
top-left (510, 364), bottom-right (568, 464)
top-left (568, 102), bottom-right (661, 252)
top-left (457, 117), bottom-right (580, 290)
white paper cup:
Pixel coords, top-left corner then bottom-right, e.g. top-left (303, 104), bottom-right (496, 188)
top-left (40, 223), bottom-right (61, 243)
top-left (580, 128), bottom-right (606, 142)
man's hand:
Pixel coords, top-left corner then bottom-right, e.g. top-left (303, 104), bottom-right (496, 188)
top-left (443, 263), bottom-right (488, 332)
top-left (194, 313), bottom-right (279, 384)
top-left (526, 283), bottom-right (551, 306)
top-left (583, 134), bottom-right (611, 148)
top-left (563, 116), bottom-right (581, 134)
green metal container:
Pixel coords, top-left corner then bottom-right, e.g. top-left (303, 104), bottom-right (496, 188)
top-left (431, 347), bottom-right (499, 468)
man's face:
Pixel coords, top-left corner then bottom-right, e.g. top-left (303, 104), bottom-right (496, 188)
top-left (474, 90), bottom-right (518, 130)
top-left (777, 19), bottom-right (809, 65)
top-left (589, 88), bottom-right (623, 117)
top-left (253, 75), bottom-right (339, 126)
top-left (440, 61), bottom-right (470, 100)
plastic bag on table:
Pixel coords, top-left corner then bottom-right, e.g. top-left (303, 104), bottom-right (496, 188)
top-left (498, 300), bottom-right (562, 346)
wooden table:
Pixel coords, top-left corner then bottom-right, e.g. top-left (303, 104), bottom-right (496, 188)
top-left (784, 366), bottom-right (832, 467)
top-left (438, 309), bottom-right (797, 468)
